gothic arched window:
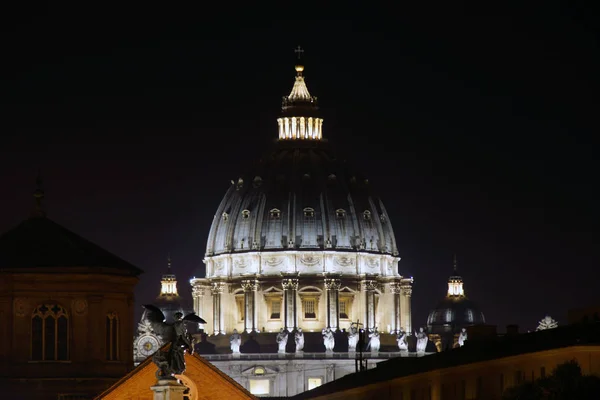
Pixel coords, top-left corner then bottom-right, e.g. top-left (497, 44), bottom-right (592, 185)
top-left (106, 312), bottom-right (119, 361)
top-left (31, 303), bottom-right (69, 361)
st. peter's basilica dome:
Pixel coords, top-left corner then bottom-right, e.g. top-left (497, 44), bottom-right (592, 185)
top-left (192, 53), bottom-right (412, 337)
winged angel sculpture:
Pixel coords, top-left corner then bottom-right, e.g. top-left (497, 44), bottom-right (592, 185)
top-left (143, 304), bottom-right (206, 379)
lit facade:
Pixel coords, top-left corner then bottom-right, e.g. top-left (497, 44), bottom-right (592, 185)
top-left (188, 53), bottom-right (418, 397)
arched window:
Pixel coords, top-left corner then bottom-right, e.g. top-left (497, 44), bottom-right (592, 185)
top-left (336, 209), bottom-right (346, 219)
top-left (363, 210), bottom-right (371, 221)
top-left (241, 209), bottom-right (250, 220)
top-left (106, 312), bottom-right (119, 361)
top-left (31, 303), bottom-right (69, 361)
top-left (269, 208), bottom-right (281, 219)
top-left (303, 207), bottom-right (314, 218)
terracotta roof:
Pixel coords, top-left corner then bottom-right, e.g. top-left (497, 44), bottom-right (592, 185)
top-left (0, 216), bottom-right (142, 275)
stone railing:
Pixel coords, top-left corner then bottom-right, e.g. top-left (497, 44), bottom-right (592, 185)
top-left (198, 351), bottom-right (434, 361)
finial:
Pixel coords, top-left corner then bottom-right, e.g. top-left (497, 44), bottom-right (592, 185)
top-left (31, 168), bottom-right (46, 218)
top-left (167, 254), bottom-right (172, 273)
top-left (453, 254), bottom-right (457, 274)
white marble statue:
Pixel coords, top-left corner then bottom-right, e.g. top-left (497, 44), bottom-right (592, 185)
top-left (276, 328), bottom-right (288, 353)
top-left (294, 328), bottom-right (305, 352)
top-left (396, 329), bottom-right (408, 351)
top-left (347, 324), bottom-right (359, 352)
top-left (415, 327), bottom-right (428, 352)
top-left (229, 329), bottom-right (241, 353)
top-left (457, 328), bottom-right (467, 347)
top-left (536, 315), bottom-right (558, 331)
top-left (367, 328), bottom-right (380, 353)
top-left (322, 327), bottom-right (335, 352)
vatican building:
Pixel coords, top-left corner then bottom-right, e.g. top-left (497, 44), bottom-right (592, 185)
top-left (187, 53), bottom-right (425, 397)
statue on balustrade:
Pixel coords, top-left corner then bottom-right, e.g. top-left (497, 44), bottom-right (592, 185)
top-left (295, 328), bottom-right (305, 352)
top-left (230, 329), bottom-right (241, 354)
top-left (396, 328), bottom-right (408, 351)
top-left (415, 327), bottom-right (428, 353)
top-left (142, 305), bottom-right (205, 380)
top-left (276, 328), bottom-right (288, 353)
top-left (347, 323), bottom-right (359, 352)
top-left (457, 328), bottom-right (468, 347)
top-left (367, 327), bottom-right (380, 353)
top-left (322, 327), bottom-right (335, 352)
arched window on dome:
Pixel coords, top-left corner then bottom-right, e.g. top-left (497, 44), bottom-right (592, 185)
top-left (269, 208), bottom-right (281, 220)
top-left (445, 309), bottom-right (453, 323)
top-left (241, 210), bottom-right (250, 220)
top-left (222, 212), bottom-right (229, 222)
top-left (302, 208), bottom-right (316, 247)
top-left (106, 312), bottom-right (119, 361)
top-left (31, 303), bottom-right (69, 361)
top-left (363, 210), bottom-right (371, 221)
top-left (466, 309), bottom-right (474, 323)
top-left (336, 209), bottom-right (346, 219)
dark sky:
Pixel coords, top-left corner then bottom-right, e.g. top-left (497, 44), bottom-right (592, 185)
top-left (1, 4), bottom-right (598, 332)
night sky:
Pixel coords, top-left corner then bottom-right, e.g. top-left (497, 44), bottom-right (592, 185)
top-left (1, 5), bottom-right (598, 333)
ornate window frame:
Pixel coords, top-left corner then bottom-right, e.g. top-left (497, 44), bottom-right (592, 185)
top-left (31, 303), bottom-right (69, 361)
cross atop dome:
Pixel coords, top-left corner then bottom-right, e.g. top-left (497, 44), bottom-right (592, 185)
top-left (294, 45), bottom-right (304, 60)
top-left (278, 47), bottom-right (323, 141)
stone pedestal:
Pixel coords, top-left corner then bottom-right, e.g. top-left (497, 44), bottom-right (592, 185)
top-left (151, 379), bottom-right (187, 400)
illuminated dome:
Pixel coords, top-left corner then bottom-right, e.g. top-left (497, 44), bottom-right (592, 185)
top-left (426, 257), bottom-right (485, 335)
top-left (204, 58), bottom-right (399, 278)
top-left (193, 50), bottom-right (412, 340)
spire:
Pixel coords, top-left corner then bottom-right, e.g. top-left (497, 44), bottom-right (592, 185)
top-left (31, 169), bottom-right (46, 218)
top-left (278, 46), bottom-right (323, 141)
top-left (447, 255), bottom-right (465, 297)
top-left (159, 254), bottom-right (178, 297)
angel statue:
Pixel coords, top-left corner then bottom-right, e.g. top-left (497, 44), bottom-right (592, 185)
top-left (347, 324), bottom-right (359, 352)
top-left (367, 327), bottom-right (380, 353)
top-left (396, 328), bottom-right (408, 351)
top-left (143, 305), bottom-right (206, 380)
top-left (415, 327), bottom-right (428, 353)
top-left (457, 328), bottom-right (468, 347)
top-left (230, 329), bottom-right (242, 354)
top-left (322, 327), bottom-right (335, 352)
top-left (295, 328), bottom-right (305, 352)
top-left (276, 328), bottom-right (288, 353)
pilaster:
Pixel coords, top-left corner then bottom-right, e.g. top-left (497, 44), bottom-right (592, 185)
top-left (241, 278), bottom-right (259, 333)
top-left (400, 278), bottom-right (413, 333)
top-left (211, 282), bottom-right (226, 335)
top-left (362, 279), bottom-right (378, 332)
top-left (324, 277), bottom-right (341, 331)
top-left (282, 274), bottom-right (299, 332)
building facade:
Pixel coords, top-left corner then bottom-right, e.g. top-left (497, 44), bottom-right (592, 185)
top-left (294, 323), bottom-right (600, 400)
top-left (0, 182), bottom-right (142, 399)
top-left (188, 53), bottom-right (418, 396)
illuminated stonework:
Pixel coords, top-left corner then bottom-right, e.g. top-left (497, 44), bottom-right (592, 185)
top-left (278, 61), bottom-right (323, 141)
top-left (277, 116), bottom-right (323, 140)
